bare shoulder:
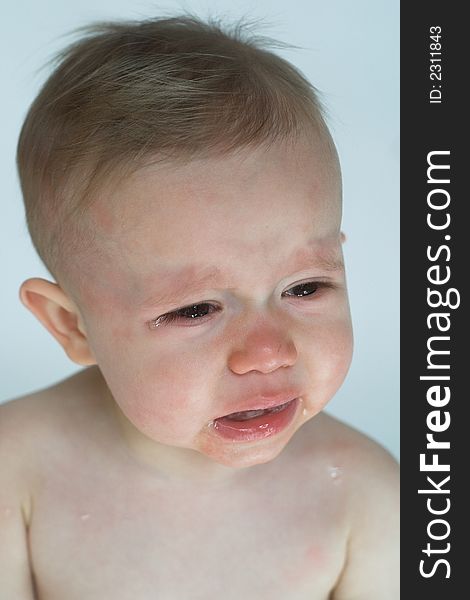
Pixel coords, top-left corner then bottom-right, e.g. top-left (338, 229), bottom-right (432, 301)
top-left (310, 413), bottom-right (399, 599)
top-left (0, 367), bottom-right (107, 497)
top-left (0, 375), bottom-right (89, 598)
top-left (1, 366), bottom-right (106, 426)
top-left (318, 411), bottom-right (399, 481)
top-left (294, 411), bottom-right (398, 488)
top-left (0, 369), bottom-right (101, 598)
top-left (314, 412), bottom-right (400, 548)
top-left (2, 366), bottom-right (98, 430)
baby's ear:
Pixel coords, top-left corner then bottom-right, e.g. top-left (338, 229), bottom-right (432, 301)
top-left (19, 278), bottom-right (96, 366)
top-left (340, 231), bottom-right (347, 244)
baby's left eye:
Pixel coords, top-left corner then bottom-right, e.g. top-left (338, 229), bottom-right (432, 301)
top-left (283, 282), bottom-right (322, 297)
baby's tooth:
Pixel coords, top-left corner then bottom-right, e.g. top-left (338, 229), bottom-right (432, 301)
top-left (228, 409), bottom-right (266, 421)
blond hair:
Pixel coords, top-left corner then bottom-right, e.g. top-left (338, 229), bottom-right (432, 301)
top-left (17, 13), bottom-right (330, 287)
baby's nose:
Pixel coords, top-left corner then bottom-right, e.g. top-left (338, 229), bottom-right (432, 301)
top-left (227, 321), bottom-right (298, 375)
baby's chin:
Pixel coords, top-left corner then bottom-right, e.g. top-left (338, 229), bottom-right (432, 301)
top-left (194, 396), bottom-right (327, 470)
top-left (196, 420), bottom-right (305, 470)
top-left (201, 445), bottom-right (284, 470)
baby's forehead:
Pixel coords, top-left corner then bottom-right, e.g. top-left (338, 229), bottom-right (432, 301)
top-left (90, 137), bottom-right (339, 225)
top-left (70, 139), bottom-right (342, 307)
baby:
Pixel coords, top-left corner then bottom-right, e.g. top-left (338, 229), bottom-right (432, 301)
top-left (0, 14), bottom-right (399, 599)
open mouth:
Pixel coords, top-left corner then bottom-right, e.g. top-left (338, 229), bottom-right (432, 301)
top-left (221, 400), bottom-right (294, 421)
top-left (211, 398), bottom-right (299, 442)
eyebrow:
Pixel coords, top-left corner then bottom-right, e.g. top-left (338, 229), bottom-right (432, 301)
top-left (290, 245), bottom-right (344, 273)
top-left (138, 267), bottom-right (222, 311)
top-left (138, 244), bottom-right (344, 311)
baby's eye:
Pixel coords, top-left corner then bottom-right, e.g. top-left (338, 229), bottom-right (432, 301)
top-left (148, 302), bottom-right (219, 328)
top-left (175, 303), bottom-right (215, 319)
top-left (283, 281), bottom-right (324, 298)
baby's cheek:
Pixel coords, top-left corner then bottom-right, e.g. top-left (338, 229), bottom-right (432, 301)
top-left (330, 320), bottom-right (354, 374)
top-left (326, 319), bottom-right (353, 380)
top-left (121, 349), bottom-right (210, 436)
top-left (305, 317), bottom-right (353, 409)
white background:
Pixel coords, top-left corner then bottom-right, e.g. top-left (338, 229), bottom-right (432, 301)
top-left (0, 0), bottom-right (399, 460)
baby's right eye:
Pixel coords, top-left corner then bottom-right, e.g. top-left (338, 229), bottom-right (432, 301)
top-left (173, 303), bottom-right (214, 320)
top-left (148, 303), bottom-right (220, 328)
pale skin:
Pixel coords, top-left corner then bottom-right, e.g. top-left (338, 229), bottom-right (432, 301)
top-left (0, 136), bottom-right (399, 599)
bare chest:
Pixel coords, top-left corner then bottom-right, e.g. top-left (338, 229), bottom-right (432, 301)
top-left (29, 463), bottom-right (347, 600)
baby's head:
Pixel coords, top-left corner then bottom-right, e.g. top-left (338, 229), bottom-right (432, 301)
top-left (17, 14), bottom-right (353, 471)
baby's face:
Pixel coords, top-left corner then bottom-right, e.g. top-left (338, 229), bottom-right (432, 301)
top-left (74, 136), bottom-right (353, 469)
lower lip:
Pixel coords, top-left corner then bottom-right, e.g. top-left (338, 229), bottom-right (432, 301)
top-left (211, 398), bottom-right (299, 443)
